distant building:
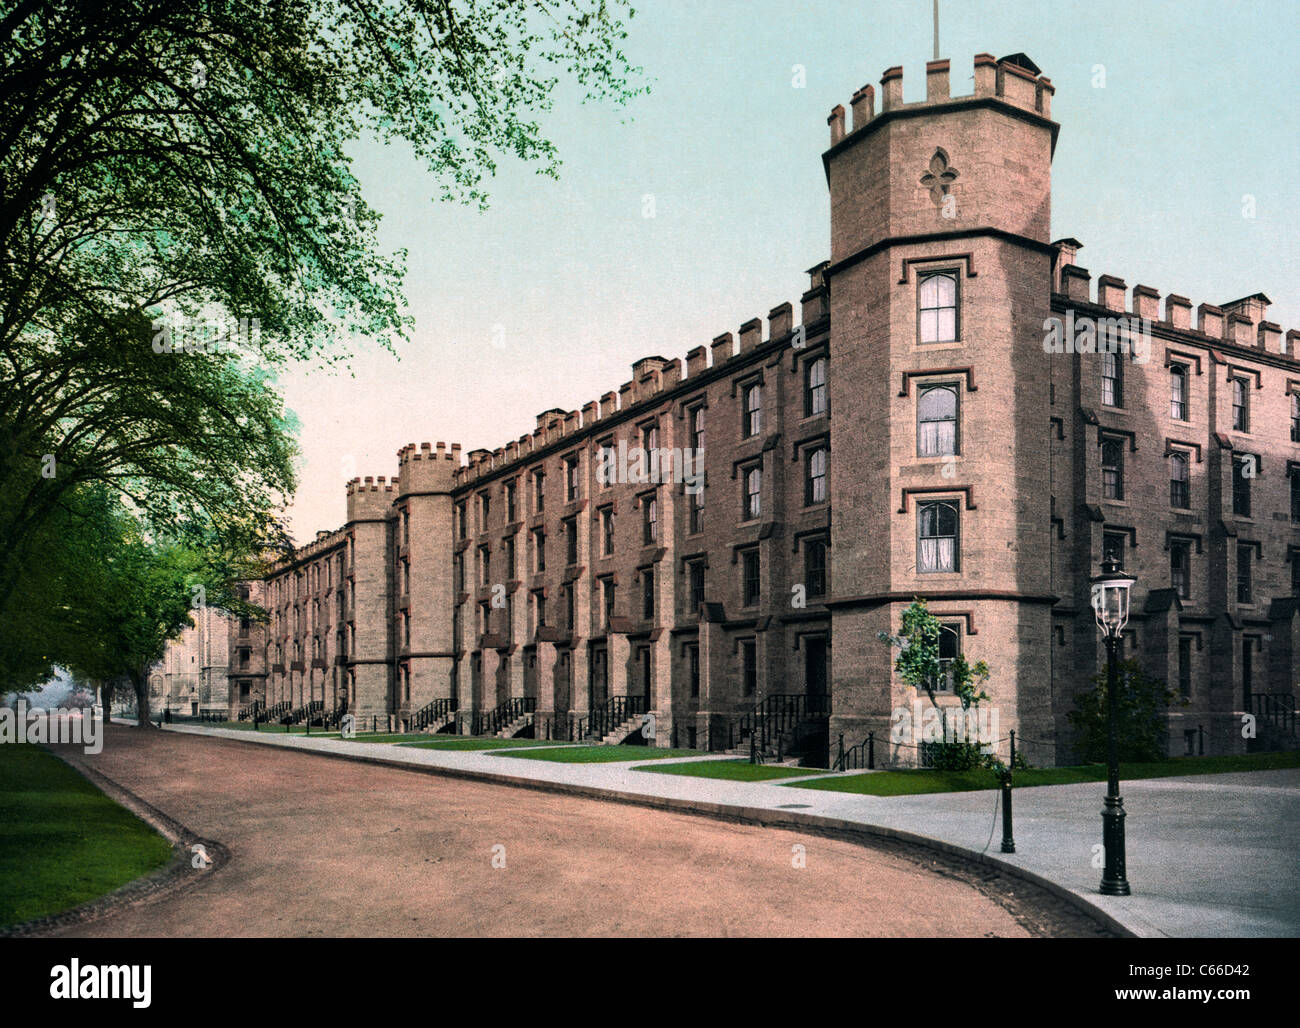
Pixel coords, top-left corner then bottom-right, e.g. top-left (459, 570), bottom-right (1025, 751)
top-left (150, 581), bottom-right (268, 717)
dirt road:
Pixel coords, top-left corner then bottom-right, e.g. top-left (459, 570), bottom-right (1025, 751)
top-left (43, 726), bottom-right (1107, 937)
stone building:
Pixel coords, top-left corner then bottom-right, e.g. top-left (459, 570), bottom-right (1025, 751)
top-left (149, 581), bottom-right (268, 717)
top-left (252, 52), bottom-right (1299, 764)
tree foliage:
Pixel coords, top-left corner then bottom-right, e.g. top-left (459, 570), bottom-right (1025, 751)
top-left (0, 0), bottom-right (644, 608)
top-left (0, 1), bottom-right (644, 685)
top-left (879, 598), bottom-right (1015, 772)
top-left (1067, 658), bottom-right (1184, 764)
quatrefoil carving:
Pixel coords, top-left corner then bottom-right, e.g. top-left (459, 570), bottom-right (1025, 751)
top-left (920, 148), bottom-right (959, 206)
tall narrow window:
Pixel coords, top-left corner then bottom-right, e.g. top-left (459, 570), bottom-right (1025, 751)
top-left (1232, 377), bottom-right (1249, 432)
top-left (928, 624), bottom-right (961, 692)
top-left (1103, 532), bottom-right (1125, 566)
top-left (917, 500), bottom-right (959, 573)
top-left (805, 539), bottom-right (827, 598)
top-left (805, 447), bottom-right (828, 505)
top-left (504, 536), bottom-right (516, 579)
top-left (689, 484), bottom-right (704, 535)
top-left (743, 384), bottom-right (762, 438)
top-left (534, 469), bottom-right (546, 512)
top-left (534, 529), bottom-right (546, 572)
top-left (564, 517), bottom-right (578, 565)
top-left (1170, 540), bottom-right (1191, 600)
top-left (688, 644), bottom-right (700, 698)
top-left (741, 639), bottom-right (757, 696)
top-left (1101, 438), bottom-right (1124, 500)
top-left (742, 549), bottom-right (760, 606)
top-left (1292, 393), bottom-right (1300, 443)
top-left (918, 272), bottom-right (958, 344)
top-left (1178, 637), bottom-right (1192, 698)
top-left (805, 357), bottom-right (827, 416)
top-left (1292, 472), bottom-right (1300, 523)
top-left (689, 560), bottom-right (705, 611)
top-left (1232, 456), bottom-right (1252, 517)
top-left (565, 457), bottom-right (579, 502)
top-left (642, 495), bottom-right (658, 545)
top-left (505, 480), bottom-right (517, 522)
top-left (918, 384), bottom-right (958, 457)
top-left (1237, 545), bottom-right (1253, 605)
top-left (479, 491), bottom-right (491, 529)
top-left (744, 466), bottom-right (762, 521)
top-left (1169, 451), bottom-right (1190, 509)
top-left (1170, 365), bottom-right (1188, 421)
top-left (601, 508), bottom-right (614, 555)
top-left (1101, 351), bottom-right (1123, 407)
top-left (641, 568), bottom-right (655, 620)
top-left (602, 577), bottom-right (615, 628)
top-left (691, 405), bottom-right (706, 452)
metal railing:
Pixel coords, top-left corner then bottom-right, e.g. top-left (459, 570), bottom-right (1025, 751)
top-left (832, 732), bottom-right (875, 771)
top-left (409, 697), bottom-right (456, 732)
top-left (471, 697), bottom-right (537, 736)
top-left (583, 695), bottom-right (648, 740)
top-left (1252, 693), bottom-right (1297, 736)
top-left (238, 700), bottom-right (265, 722)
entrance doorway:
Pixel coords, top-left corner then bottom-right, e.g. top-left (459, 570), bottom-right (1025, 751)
top-left (805, 637), bottom-right (828, 712)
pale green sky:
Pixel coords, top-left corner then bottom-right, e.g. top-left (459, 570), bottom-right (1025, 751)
top-left (277, 0), bottom-right (1298, 542)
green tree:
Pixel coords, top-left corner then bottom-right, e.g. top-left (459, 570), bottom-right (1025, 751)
top-left (0, 0), bottom-right (645, 605)
top-left (1067, 659), bottom-right (1184, 763)
top-left (879, 598), bottom-right (1006, 772)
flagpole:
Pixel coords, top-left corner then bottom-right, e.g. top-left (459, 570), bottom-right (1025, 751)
top-left (933, 0), bottom-right (939, 60)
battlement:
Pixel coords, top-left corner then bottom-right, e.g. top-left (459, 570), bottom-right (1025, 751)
top-left (828, 53), bottom-right (1055, 146)
top-left (450, 266), bottom-right (827, 489)
top-left (396, 441), bottom-right (461, 464)
top-left (1053, 243), bottom-right (1298, 360)
top-left (268, 524), bottom-right (346, 575)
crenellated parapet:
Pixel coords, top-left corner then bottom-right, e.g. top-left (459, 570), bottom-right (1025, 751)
top-left (396, 441), bottom-right (460, 497)
top-left (346, 475), bottom-right (396, 522)
top-left (828, 53), bottom-right (1055, 147)
top-left (1053, 242), bottom-right (1299, 360)
top-left (446, 266), bottom-right (825, 487)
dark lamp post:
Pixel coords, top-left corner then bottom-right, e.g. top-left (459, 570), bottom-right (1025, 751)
top-left (1091, 557), bottom-right (1134, 896)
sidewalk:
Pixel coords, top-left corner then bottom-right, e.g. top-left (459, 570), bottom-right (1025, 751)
top-left (138, 721), bottom-right (1300, 938)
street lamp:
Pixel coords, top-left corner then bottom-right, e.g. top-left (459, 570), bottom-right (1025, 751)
top-left (1091, 556), bottom-right (1135, 896)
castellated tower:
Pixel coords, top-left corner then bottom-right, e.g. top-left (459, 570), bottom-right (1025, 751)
top-left (346, 474), bottom-right (398, 721)
top-left (824, 54), bottom-right (1059, 760)
top-left (394, 442), bottom-right (458, 718)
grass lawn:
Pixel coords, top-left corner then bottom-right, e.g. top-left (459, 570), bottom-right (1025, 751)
top-left (399, 737), bottom-right (576, 751)
top-left (497, 745), bottom-right (708, 763)
top-left (785, 749), bottom-right (1300, 797)
top-left (633, 759), bottom-right (825, 782)
top-left (0, 744), bottom-right (174, 929)
top-left (208, 723), bottom-right (341, 736)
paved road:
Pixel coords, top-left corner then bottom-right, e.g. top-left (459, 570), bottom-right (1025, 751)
top-left (43, 727), bottom-right (1106, 937)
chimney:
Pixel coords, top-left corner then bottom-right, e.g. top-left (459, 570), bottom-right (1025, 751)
top-left (1051, 238), bottom-right (1083, 293)
top-left (738, 318), bottom-right (762, 354)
